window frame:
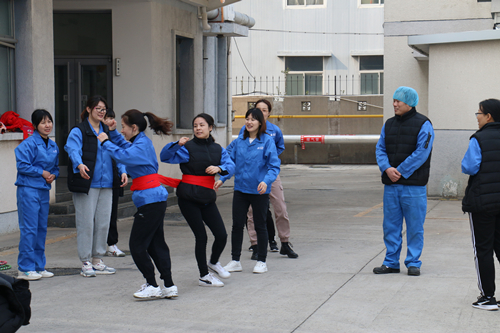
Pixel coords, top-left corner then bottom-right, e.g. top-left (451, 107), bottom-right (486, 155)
top-left (0, 0), bottom-right (15, 112)
top-left (359, 0), bottom-right (384, 7)
top-left (285, 0), bottom-right (326, 9)
top-left (284, 56), bottom-right (324, 96)
top-left (358, 55), bottom-right (383, 95)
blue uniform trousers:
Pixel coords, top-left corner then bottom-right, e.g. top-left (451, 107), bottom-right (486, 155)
top-left (17, 186), bottom-right (49, 272)
top-left (382, 184), bottom-right (427, 269)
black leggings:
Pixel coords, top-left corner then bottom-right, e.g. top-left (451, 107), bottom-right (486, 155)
top-left (129, 201), bottom-right (173, 287)
top-left (178, 197), bottom-right (227, 277)
top-left (107, 186), bottom-right (120, 246)
top-left (232, 191), bottom-right (269, 262)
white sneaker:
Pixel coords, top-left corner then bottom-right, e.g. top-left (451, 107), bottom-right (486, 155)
top-left (37, 270), bottom-right (54, 278)
top-left (80, 262), bottom-right (96, 277)
top-left (107, 244), bottom-right (126, 257)
top-left (17, 270), bottom-right (42, 280)
top-left (161, 285), bottom-right (178, 299)
top-left (223, 260), bottom-right (242, 272)
top-left (253, 261), bottom-right (267, 274)
top-left (133, 284), bottom-right (162, 299)
top-left (208, 261), bottom-right (231, 279)
top-left (92, 259), bottom-right (116, 275)
top-left (199, 273), bottom-right (224, 287)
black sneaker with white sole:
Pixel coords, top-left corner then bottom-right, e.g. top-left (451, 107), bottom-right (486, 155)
top-left (472, 295), bottom-right (498, 311)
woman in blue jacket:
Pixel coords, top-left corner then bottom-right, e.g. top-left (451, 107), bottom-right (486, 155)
top-left (15, 109), bottom-right (59, 280)
top-left (65, 96), bottom-right (127, 278)
top-left (97, 109), bottom-right (178, 300)
top-left (161, 113), bottom-right (235, 287)
top-left (221, 108), bottom-right (281, 274)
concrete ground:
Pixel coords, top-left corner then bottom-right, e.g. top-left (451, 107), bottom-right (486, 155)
top-left (0, 164), bottom-right (496, 333)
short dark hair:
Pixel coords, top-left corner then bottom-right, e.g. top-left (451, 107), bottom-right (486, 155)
top-left (479, 99), bottom-right (500, 122)
top-left (105, 108), bottom-right (116, 119)
top-left (255, 99), bottom-right (272, 113)
top-left (81, 95), bottom-right (109, 121)
top-left (192, 113), bottom-right (214, 128)
top-left (31, 109), bottom-right (53, 129)
top-left (243, 108), bottom-right (267, 140)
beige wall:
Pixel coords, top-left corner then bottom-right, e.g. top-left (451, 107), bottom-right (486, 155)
top-left (385, 0), bottom-right (491, 22)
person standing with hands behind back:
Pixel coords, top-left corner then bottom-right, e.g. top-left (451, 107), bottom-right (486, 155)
top-left (462, 99), bottom-right (500, 311)
top-left (373, 86), bottom-right (434, 277)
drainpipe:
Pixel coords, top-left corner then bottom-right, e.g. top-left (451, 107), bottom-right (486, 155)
top-left (201, 7), bottom-right (211, 30)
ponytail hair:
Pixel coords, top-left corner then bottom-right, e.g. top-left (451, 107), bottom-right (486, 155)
top-left (122, 109), bottom-right (173, 136)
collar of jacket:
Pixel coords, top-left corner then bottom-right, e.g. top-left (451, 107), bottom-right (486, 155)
top-left (192, 135), bottom-right (214, 145)
top-left (395, 107), bottom-right (417, 121)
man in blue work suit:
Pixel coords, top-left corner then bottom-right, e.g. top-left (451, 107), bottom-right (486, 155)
top-left (373, 86), bottom-right (434, 276)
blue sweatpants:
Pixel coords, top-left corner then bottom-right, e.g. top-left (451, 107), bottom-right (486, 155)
top-left (382, 184), bottom-right (427, 269)
top-left (17, 186), bottom-right (50, 272)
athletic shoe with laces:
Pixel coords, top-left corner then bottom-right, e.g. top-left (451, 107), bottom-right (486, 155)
top-left (92, 259), bottom-right (116, 275)
top-left (269, 240), bottom-right (279, 252)
top-left (472, 295), bottom-right (498, 311)
top-left (133, 284), bottom-right (162, 299)
top-left (37, 270), bottom-right (54, 278)
top-left (107, 244), bottom-right (126, 257)
top-left (161, 285), bottom-right (178, 299)
top-left (80, 262), bottom-right (96, 277)
top-left (207, 261), bottom-right (231, 279)
top-left (17, 270), bottom-right (42, 280)
top-left (223, 260), bottom-right (242, 272)
top-left (253, 261), bottom-right (268, 274)
top-left (199, 273), bottom-right (224, 287)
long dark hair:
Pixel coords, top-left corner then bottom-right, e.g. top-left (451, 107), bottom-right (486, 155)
top-left (192, 113), bottom-right (215, 140)
top-left (243, 108), bottom-right (266, 140)
top-left (31, 109), bottom-right (53, 129)
top-left (81, 95), bottom-right (109, 121)
top-left (122, 109), bottom-right (173, 135)
top-left (479, 99), bottom-right (500, 122)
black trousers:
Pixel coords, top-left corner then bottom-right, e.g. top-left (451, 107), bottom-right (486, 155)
top-left (468, 212), bottom-right (500, 297)
top-left (129, 201), bottom-right (173, 287)
top-left (232, 191), bottom-right (269, 262)
top-left (266, 207), bottom-right (276, 242)
top-left (107, 186), bottom-right (121, 246)
top-left (178, 197), bottom-right (227, 277)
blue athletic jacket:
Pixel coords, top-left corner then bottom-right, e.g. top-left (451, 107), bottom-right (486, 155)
top-left (15, 131), bottom-right (59, 190)
top-left (65, 119), bottom-right (126, 188)
top-left (101, 131), bottom-right (167, 208)
top-left (239, 120), bottom-right (285, 155)
top-left (220, 133), bottom-right (281, 195)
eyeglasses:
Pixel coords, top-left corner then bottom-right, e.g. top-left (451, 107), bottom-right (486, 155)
top-left (95, 108), bottom-right (107, 113)
top-left (475, 112), bottom-right (484, 117)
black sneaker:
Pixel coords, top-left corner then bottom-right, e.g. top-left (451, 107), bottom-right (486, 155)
top-left (407, 266), bottom-right (420, 276)
top-left (269, 240), bottom-right (279, 252)
top-left (373, 265), bottom-right (400, 274)
top-left (250, 245), bottom-right (258, 260)
top-left (472, 296), bottom-right (498, 311)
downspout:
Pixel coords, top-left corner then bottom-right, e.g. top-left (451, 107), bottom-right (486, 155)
top-left (201, 7), bottom-right (211, 30)
top-left (227, 37), bottom-right (233, 145)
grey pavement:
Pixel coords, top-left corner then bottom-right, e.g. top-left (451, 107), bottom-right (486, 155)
top-left (0, 165), bottom-right (495, 333)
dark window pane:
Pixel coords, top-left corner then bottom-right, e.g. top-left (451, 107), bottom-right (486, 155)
top-left (359, 56), bottom-right (383, 70)
top-left (287, 0), bottom-right (305, 4)
top-left (0, 0), bottom-right (12, 37)
top-left (53, 13), bottom-right (112, 56)
top-left (0, 45), bottom-right (11, 111)
top-left (285, 57), bottom-right (323, 72)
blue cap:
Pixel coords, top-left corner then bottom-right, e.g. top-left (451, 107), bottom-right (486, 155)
top-left (393, 86), bottom-right (419, 107)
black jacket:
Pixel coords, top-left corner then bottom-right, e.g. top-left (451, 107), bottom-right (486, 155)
top-left (0, 273), bottom-right (31, 333)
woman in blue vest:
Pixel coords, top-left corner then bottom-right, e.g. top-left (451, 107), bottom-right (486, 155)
top-left (65, 96), bottom-right (127, 278)
top-left (462, 98), bottom-right (500, 311)
top-left (220, 108), bottom-right (281, 274)
top-left (97, 109), bottom-right (178, 299)
top-left (15, 109), bottom-right (59, 280)
top-left (160, 113), bottom-right (235, 287)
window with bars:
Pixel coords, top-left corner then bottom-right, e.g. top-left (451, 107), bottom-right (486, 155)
top-left (284, 56), bottom-right (323, 96)
top-left (0, 0), bottom-right (15, 113)
top-left (359, 56), bottom-right (383, 95)
top-left (287, 0), bottom-right (324, 6)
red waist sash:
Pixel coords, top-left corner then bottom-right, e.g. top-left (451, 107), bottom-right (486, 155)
top-left (130, 174), bottom-right (215, 191)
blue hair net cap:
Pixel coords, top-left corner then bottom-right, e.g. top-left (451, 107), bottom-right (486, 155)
top-left (393, 86), bottom-right (419, 107)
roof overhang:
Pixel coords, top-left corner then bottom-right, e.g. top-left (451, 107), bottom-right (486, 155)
top-left (203, 22), bottom-right (249, 37)
top-left (181, 0), bottom-right (241, 11)
top-left (408, 29), bottom-right (500, 56)
top-left (350, 49), bottom-right (384, 57)
top-left (276, 51), bottom-right (332, 57)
